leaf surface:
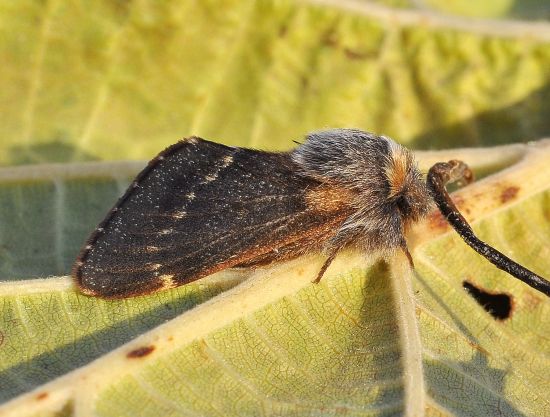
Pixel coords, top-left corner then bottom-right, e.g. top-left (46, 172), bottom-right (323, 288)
top-left (2, 0), bottom-right (550, 166)
top-left (1, 1), bottom-right (550, 416)
top-left (1, 143), bottom-right (549, 417)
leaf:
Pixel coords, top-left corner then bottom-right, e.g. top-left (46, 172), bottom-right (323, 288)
top-left (381, 0), bottom-right (550, 20)
top-left (2, 0), bottom-right (550, 166)
top-left (1, 142), bottom-right (549, 417)
top-left (1, 1), bottom-right (550, 416)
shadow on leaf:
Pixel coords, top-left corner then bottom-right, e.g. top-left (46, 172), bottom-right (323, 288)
top-left (9, 140), bottom-right (99, 166)
top-left (415, 273), bottom-right (525, 417)
top-left (0, 280), bottom-right (241, 404)
top-left (411, 83), bottom-right (550, 149)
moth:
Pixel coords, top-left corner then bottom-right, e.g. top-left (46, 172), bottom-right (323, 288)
top-left (72, 129), bottom-right (550, 299)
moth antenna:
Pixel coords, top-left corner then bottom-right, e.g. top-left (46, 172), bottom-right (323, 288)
top-left (312, 249), bottom-right (340, 284)
top-left (427, 160), bottom-right (550, 298)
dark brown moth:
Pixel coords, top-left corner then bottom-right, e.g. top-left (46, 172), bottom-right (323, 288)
top-left (72, 129), bottom-right (550, 299)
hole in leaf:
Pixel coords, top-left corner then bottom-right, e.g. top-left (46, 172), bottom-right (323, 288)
top-left (463, 281), bottom-right (512, 320)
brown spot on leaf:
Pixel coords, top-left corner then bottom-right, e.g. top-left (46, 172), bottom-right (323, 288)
top-left (522, 291), bottom-right (542, 311)
top-left (321, 27), bottom-right (339, 48)
top-left (453, 195), bottom-right (467, 209)
top-left (36, 392), bottom-right (48, 401)
top-left (453, 196), bottom-right (471, 216)
top-left (500, 186), bottom-right (520, 204)
top-left (343, 48), bottom-right (370, 60)
top-left (0, 330), bottom-right (4, 347)
top-left (428, 211), bottom-right (449, 231)
top-left (127, 345), bottom-right (155, 359)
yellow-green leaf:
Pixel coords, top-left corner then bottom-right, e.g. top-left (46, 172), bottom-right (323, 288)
top-left (2, 0), bottom-right (550, 166)
top-left (1, 1), bottom-right (550, 416)
top-left (2, 142), bottom-right (549, 416)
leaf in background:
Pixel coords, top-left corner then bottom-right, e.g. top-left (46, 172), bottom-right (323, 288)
top-left (407, 0), bottom-right (550, 20)
top-left (1, 0), bottom-right (550, 166)
top-left (1, 1), bottom-right (550, 416)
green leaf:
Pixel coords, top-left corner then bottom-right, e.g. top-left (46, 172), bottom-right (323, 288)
top-left (1, 1), bottom-right (550, 416)
top-left (384, 0), bottom-right (550, 20)
top-left (1, 142), bottom-right (549, 416)
top-left (2, 0), bottom-right (550, 166)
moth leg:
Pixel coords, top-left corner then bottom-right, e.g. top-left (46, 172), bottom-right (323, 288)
top-left (312, 249), bottom-right (340, 284)
top-left (400, 242), bottom-right (414, 269)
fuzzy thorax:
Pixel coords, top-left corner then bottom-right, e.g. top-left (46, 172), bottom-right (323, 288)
top-left (292, 128), bottom-right (431, 252)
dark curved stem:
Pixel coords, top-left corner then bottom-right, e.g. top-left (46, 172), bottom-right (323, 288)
top-left (427, 160), bottom-right (550, 298)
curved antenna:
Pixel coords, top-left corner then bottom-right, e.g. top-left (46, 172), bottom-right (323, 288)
top-left (427, 160), bottom-right (550, 298)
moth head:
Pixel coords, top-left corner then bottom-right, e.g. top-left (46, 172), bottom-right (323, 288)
top-left (384, 141), bottom-right (431, 225)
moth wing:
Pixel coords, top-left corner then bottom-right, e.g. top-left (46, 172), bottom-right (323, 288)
top-left (73, 138), bottom-right (346, 298)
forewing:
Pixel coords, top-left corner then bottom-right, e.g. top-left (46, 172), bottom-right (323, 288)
top-left (73, 138), bottom-right (344, 298)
